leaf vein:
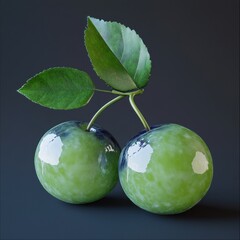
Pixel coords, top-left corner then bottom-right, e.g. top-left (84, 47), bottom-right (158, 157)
top-left (120, 26), bottom-right (125, 62)
top-left (133, 42), bottom-right (142, 80)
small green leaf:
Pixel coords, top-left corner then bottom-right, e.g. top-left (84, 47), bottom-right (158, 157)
top-left (85, 17), bottom-right (151, 92)
top-left (18, 67), bottom-right (94, 110)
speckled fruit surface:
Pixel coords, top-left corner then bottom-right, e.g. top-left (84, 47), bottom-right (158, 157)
top-left (119, 124), bottom-right (213, 214)
top-left (35, 121), bottom-right (120, 204)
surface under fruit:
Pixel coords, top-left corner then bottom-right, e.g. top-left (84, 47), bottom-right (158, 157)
top-left (119, 124), bottom-right (213, 214)
top-left (35, 121), bottom-right (120, 204)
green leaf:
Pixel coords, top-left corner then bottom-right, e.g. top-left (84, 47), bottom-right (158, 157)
top-left (84, 17), bottom-right (151, 92)
top-left (17, 67), bottom-right (94, 110)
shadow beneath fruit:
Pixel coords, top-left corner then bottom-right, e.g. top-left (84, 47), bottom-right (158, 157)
top-left (92, 195), bottom-right (132, 208)
top-left (64, 194), bottom-right (133, 210)
top-left (62, 194), bottom-right (239, 220)
top-left (173, 204), bottom-right (239, 220)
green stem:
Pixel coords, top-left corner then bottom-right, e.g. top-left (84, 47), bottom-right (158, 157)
top-left (86, 95), bottom-right (125, 131)
top-left (129, 94), bottom-right (150, 131)
top-left (112, 89), bottom-right (144, 96)
top-left (94, 88), bottom-right (144, 96)
top-left (94, 88), bottom-right (113, 94)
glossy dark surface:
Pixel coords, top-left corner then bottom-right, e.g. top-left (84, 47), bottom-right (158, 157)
top-left (1, 0), bottom-right (239, 239)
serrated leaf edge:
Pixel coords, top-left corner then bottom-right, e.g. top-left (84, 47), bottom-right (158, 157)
top-left (17, 67), bottom-right (95, 110)
top-left (85, 16), bottom-right (152, 91)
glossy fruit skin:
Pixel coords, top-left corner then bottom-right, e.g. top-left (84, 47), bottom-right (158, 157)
top-left (119, 124), bottom-right (213, 214)
top-left (35, 121), bottom-right (120, 204)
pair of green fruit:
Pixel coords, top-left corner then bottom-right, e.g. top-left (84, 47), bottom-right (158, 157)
top-left (34, 121), bottom-right (213, 214)
top-left (18, 17), bottom-right (213, 214)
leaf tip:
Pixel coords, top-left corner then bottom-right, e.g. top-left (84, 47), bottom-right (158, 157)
top-left (87, 16), bottom-right (96, 23)
top-left (17, 86), bottom-right (24, 95)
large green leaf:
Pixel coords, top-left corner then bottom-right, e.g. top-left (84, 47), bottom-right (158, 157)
top-left (18, 67), bottom-right (94, 110)
top-left (85, 17), bottom-right (151, 92)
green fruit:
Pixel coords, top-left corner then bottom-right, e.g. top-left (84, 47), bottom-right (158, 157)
top-left (35, 121), bottom-right (120, 204)
top-left (119, 124), bottom-right (213, 214)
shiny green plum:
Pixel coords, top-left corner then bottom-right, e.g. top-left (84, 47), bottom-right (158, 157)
top-left (119, 124), bottom-right (213, 214)
top-left (35, 121), bottom-right (120, 204)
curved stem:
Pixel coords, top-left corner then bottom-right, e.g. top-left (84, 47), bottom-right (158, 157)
top-left (94, 88), bottom-right (144, 95)
top-left (86, 95), bottom-right (125, 131)
top-left (112, 89), bottom-right (144, 96)
top-left (94, 88), bottom-right (113, 94)
top-left (129, 94), bottom-right (150, 131)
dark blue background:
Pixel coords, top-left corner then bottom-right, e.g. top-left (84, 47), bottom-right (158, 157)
top-left (0, 0), bottom-right (239, 239)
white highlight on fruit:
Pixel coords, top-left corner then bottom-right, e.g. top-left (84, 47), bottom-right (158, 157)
top-left (191, 151), bottom-right (209, 174)
top-left (127, 141), bottom-right (153, 173)
top-left (105, 144), bottom-right (114, 152)
top-left (38, 134), bottom-right (63, 165)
